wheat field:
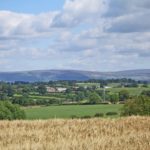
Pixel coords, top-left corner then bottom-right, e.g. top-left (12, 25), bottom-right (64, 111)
top-left (0, 117), bottom-right (150, 150)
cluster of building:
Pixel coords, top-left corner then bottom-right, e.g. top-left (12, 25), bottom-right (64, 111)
top-left (46, 86), bottom-right (67, 93)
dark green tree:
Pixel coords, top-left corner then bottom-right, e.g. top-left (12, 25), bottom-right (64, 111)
top-left (119, 90), bottom-right (130, 101)
top-left (108, 93), bottom-right (119, 104)
top-left (0, 93), bottom-right (8, 101)
top-left (121, 96), bottom-right (150, 116)
top-left (7, 85), bottom-right (15, 97)
top-left (141, 90), bottom-right (150, 97)
top-left (89, 92), bottom-right (102, 104)
top-left (37, 85), bottom-right (47, 95)
top-left (0, 101), bottom-right (26, 120)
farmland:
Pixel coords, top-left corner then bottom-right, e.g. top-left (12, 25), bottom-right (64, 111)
top-left (0, 79), bottom-right (150, 120)
top-left (77, 82), bottom-right (150, 96)
top-left (0, 116), bottom-right (149, 150)
top-left (0, 78), bottom-right (150, 107)
top-left (105, 87), bottom-right (149, 95)
top-left (25, 104), bottom-right (122, 119)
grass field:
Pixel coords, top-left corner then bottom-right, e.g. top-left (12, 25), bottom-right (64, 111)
top-left (0, 116), bottom-right (149, 150)
top-left (14, 94), bottom-right (65, 100)
top-left (107, 87), bottom-right (150, 95)
top-left (77, 83), bottom-right (150, 96)
top-left (76, 82), bottom-right (100, 87)
top-left (25, 104), bottom-right (122, 119)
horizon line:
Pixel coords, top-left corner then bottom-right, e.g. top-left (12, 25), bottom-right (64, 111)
top-left (0, 68), bottom-right (150, 73)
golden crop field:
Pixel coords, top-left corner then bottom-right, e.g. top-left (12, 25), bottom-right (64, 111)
top-left (0, 117), bottom-right (150, 150)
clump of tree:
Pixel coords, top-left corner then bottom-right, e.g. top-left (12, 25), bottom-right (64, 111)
top-left (119, 90), bottom-right (130, 101)
top-left (121, 96), bottom-right (150, 116)
top-left (89, 92), bottom-right (102, 104)
top-left (0, 101), bottom-right (26, 120)
top-left (141, 90), bottom-right (150, 97)
top-left (108, 93), bottom-right (119, 104)
top-left (37, 85), bottom-right (47, 95)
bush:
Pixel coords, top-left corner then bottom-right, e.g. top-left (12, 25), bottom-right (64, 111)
top-left (0, 101), bottom-right (26, 120)
top-left (141, 90), bottom-right (150, 97)
top-left (119, 90), bottom-right (130, 101)
top-left (121, 96), bottom-right (150, 116)
top-left (81, 115), bottom-right (91, 119)
top-left (106, 112), bottom-right (118, 116)
top-left (89, 92), bottom-right (102, 104)
top-left (94, 113), bottom-right (104, 117)
top-left (71, 115), bottom-right (79, 119)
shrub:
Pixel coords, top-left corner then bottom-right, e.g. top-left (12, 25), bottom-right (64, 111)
top-left (121, 96), bottom-right (150, 116)
top-left (71, 115), bottom-right (78, 119)
top-left (119, 90), bottom-right (130, 101)
top-left (108, 93), bottom-right (119, 104)
top-left (81, 115), bottom-right (91, 119)
top-left (0, 101), bottom-right (26, 120)
top-left (89, 92), bottom-right (102, 104)
top-left (94, 113), bottom-right (104, 117)
top-left (106, 112), bottom-right (118, 116)
top-left (0, 105), bottom-right (12, 120)
top-left (141, 90), bottom-right (150, 97)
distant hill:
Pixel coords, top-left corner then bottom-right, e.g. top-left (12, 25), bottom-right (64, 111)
top-left (0, 69), bottom-right (150, 82)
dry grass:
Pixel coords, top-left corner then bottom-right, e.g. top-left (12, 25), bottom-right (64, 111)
top-left (0, 116), bottom-right (150, 150)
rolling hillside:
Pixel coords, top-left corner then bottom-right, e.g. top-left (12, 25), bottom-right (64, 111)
top-left (0, 69), bottom-right (150, 82)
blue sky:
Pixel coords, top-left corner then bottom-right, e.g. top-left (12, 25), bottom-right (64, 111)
top-left (0, 0), bottom-right (65, 13)
top-left (0, 0), bottom-right (150, 72)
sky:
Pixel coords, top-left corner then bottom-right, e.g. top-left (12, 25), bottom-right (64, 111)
top-left (0, 0), bottom-right (150, 72)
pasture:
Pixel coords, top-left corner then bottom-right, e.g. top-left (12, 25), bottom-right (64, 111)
top-left (107, 87), bottom-right (150, 95)
top-left (0, 117), bottom-right (149, 150)
top-left (25, 104), bottom-right (122, 119)
top-left (76, 82), bottom-right (150, 96)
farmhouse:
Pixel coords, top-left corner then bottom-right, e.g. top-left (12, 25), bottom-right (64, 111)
top-left (46, 87), bottom-right (57, 93)
top-left (56, 87), bottom-right (67, 92)
top-left (46, 86), bottom-right (67, 93)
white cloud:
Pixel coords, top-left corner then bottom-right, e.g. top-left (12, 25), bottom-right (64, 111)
top-left (105, 0), bottom-right (150, 32)
top-left (0, 11), bottom-right (58, 38)
top-left (52, 0), bottom-right (108, 27)
top-left (0, 0), bottom-right (150, 71)
top-left (107, 12), bottom-right (150, 33)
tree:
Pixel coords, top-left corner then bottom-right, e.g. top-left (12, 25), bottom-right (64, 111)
top-left (142, 84), bottom-right (148, 88)
top-left (121, 96), bottom-right (150, 116)
top-left (66, 94), bottom-right (75, 102)
top-left (65, 88), bottom-right (72, 94)
top-left (7, 85), bottom-right (15, 97)
top-left (89, 92), bottom-right (102, 104)
top-left (37, 85), bottom-right (47, 95)
top-left (0, 101), bottom-right (26, 120)
top-left (22, 86), bottom-right (30, 94)
top-left (119, 90), bottom-right (130, 101)
top-left (141, 90), bottom-right (150, 97)
top-left (0, 93), bottom-right (8, 101)
top-left (77, 86), bottom-right (85, 92)
top-left (100, 81), bottom-right (108, 88)
top-left (11, 94), bottom-right (31, 106)
top-left (108, 93), bottom-right (119, 104)
top-left (75, 92), bottom-right (85, 101)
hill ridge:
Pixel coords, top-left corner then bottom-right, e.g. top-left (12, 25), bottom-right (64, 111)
top-left (0, 69), bottom-right (150, 82)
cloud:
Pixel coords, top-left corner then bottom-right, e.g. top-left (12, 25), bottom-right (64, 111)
top-left (105, 0), bottom-right (150, 17)
top-left (0, 0), bottom-right (150, 71)
top-left (107, 12), bottom-right (150, 33)
top-left (51, 0), bottom-right (108, 27)
top-left (0, 11), bottom-right (58, 39)
top-left (105, 0), bottom-right (150, 33)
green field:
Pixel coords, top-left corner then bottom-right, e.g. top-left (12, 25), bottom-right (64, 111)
top-left (77, 83), bottom-right (150, 96)
top-left (107, 87), bottom-right (150, 96)
top-left (25, 104), bottom-right (123, 119)
top-left (76, 83), bottom-right (100, 87)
